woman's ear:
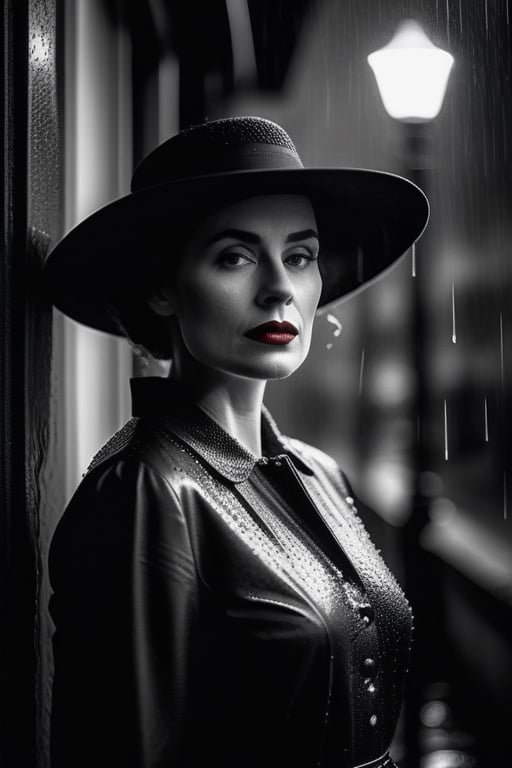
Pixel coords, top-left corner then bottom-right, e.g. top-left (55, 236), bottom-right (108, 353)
top-left (146, 287), bottom-right (175, 317)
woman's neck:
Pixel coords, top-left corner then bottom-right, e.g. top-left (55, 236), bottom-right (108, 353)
top-left (196, 383), bottom-right (265, 458)
top-left (169, 360), bottom-right (266, 458)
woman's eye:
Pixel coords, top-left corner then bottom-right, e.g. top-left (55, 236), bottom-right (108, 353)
top-left (285, 251), bottom-right (318, 268)
top-left (218, 250), bottom-right (254, 268)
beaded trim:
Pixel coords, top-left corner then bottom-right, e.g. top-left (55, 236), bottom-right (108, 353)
top-left (86, 418), bottom-right (139, 475)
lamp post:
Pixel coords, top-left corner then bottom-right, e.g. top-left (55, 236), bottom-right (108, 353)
top-left (368, 21), bottom-right (454, 764)
top-left (367, 21), bottom-right (454, 506)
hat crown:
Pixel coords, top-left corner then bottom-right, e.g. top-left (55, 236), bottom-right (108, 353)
top-left (131, 116), bottom-right (303, 192)
top-left (177, 116), bottom-right (297, 152)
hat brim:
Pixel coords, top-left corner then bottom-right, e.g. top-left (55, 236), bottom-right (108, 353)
top-left (42, 168), bottom-right (429, 335)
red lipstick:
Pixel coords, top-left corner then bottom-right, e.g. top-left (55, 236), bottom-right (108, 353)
top-left (245, 321), bottom-right (299, 345)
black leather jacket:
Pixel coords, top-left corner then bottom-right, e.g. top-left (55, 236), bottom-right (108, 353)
top-left (49, 377), bottom-right (412, 768)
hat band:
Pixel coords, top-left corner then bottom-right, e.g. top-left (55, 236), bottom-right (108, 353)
top-left (131, 143), bottom-right (304, 192)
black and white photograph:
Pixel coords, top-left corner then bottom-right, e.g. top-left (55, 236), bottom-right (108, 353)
top-left (1, 2), bottom-right (511, 767)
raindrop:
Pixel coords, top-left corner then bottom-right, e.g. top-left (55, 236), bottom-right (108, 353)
top-left (504, 471), bottom-right (508, 520)
top-left (411, 243), bottom-right (416, 277)
top-left (451, 283), bottom-right (456, 343)
top-left (444, 399), bottom-right (449, 461)
top-left (507, 0), bottom-right (510, 25)
top-left (357, 245), bottom-right (364, 284)
top-left (500, 312), bottom-right (504, 390)
top-left (503, 103), bottom-right (508, 161)
top-left (484, 0), bottom-right (489, 34)
top-left (358, 348), bottom-right (365, 397)
top-left (484, 397), bottom-right (489, 442)
top-left (458, 0), bottom-right (463, 35)
top-left (446, 0), bottom-right (450, 44)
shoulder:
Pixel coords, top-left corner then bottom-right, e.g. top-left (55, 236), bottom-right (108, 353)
top-left (82, 414), bottom-right (211, 498)
top-left (85, 416), bottom-right (181, 479)
top-left (60, 420), bottom-right (179, 520)
top-left (285, 436), bottom-right (353, 497)
top-left (286, 436), bottom-right (338, 473)
top-left (54, 419), bottom-right (188, 543)
top-left (284, 437), bottom-right (376, 542)
top-left (50, 429), bottom-right (196, 586)
top-left (53, 453), bottom-right (181, 550)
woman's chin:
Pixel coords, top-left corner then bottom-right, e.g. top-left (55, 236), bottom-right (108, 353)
top-left (180, 342), bottom-right (308, 383)
top-left (219, 354), bottom-right (305, 382)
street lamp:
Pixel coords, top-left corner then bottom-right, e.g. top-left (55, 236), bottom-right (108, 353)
top-left (368, 21), bottom-right (453, 122)
top-left (368, 20), bottom-right (454, 764)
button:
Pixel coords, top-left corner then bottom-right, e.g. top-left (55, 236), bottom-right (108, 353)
top-left (370, 714), bottom-right (378, 727)
top-left (362, 657), bottom-right (377, 674)
top-left (366, 681), bottom-right (377, 694)
top-left (273, 459), bottom-right (282, 467)
top-left (358, 604), bottom-right (375, 626)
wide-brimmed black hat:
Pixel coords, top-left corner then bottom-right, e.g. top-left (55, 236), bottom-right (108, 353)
top-left (43, 116), bottom-right (429, 335)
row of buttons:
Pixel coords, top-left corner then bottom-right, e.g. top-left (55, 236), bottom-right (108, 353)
top-left (363, 656), bottom-right (378, 727)
top-left (347, 494), bottom-right (379, 729)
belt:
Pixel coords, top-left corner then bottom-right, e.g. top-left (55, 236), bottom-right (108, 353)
top-left (353, 753), bottom-right (395, 768)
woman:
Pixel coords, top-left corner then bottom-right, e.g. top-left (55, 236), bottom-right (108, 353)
top-left (44, 116), bottom-right (429, 768)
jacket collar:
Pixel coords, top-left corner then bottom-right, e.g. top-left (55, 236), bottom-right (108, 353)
top-left (130, 377), bottom-right (314, 483)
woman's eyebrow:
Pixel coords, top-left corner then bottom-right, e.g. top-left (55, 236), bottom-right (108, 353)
top-left (206, 229), bottom-right (260, 246)
top-left (205, 228), bottom-right (319, 246)
top-left (285, 229), bottom-right (319, 243)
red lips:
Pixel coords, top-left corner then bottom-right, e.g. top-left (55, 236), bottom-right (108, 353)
top-left (245, 321), bottom-right (299, 345)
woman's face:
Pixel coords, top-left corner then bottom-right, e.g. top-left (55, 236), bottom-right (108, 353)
top-left (155, 194), bottom-right (322, 381)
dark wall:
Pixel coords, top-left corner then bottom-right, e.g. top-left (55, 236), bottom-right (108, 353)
top-left (1, 0), bottom-right (64, 765)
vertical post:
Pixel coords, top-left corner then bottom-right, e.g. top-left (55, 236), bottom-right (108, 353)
top-left (1, 2), bottom-right (36, 765)
top-left (400, 123), bottom-right (448, 763)
top-left (1, 0), bottom-right (65, 764)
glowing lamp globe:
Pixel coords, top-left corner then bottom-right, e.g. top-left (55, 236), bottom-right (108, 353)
top-left (367, 21), bottom-right (454, 122)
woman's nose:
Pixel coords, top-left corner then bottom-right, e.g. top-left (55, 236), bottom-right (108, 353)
top-left (256, 259), bottom-right (295, 307)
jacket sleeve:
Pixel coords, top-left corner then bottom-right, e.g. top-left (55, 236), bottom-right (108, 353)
top-left (49, 457), bottom-right (201, 768)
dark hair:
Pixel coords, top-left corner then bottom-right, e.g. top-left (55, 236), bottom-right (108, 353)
top-left (103, 198), bottom-right (234, 360)
top-left (106, 294), bottom-right (174, 360)
top-left (104, 220), bottom-right (188, 360)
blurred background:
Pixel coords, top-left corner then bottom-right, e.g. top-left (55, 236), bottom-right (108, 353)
top-left (1, 1), bottom-right (511, 766)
